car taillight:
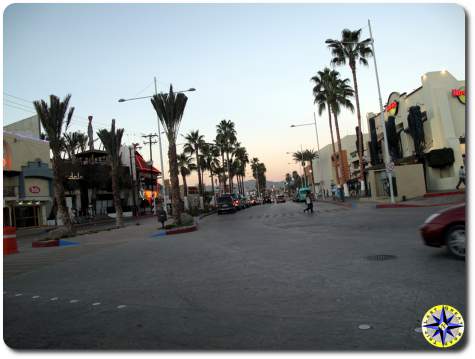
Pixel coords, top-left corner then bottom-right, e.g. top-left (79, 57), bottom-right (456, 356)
top-left (233, 201), bottom-right (238, 206)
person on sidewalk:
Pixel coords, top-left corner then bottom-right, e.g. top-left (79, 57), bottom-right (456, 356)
top-left (303, 193), bottom-right (314, 214)
top-left (157, 205), bottom-right (167, 229)
top-left (456, 165), bottom-right (466, 190)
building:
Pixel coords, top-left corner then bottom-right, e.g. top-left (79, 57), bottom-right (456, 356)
top-left (312, 133), bottom-right (369, 195)
top-left (3, 116), bottom-right (54, 227)
top-left (366, 70), bottom-right (465, 200)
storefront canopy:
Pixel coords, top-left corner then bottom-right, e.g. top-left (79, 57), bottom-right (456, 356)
top-left (135, 151), bottom-right (160, 175)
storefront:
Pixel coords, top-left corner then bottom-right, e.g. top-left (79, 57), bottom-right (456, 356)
top-left (3, 123), bottom-right (53, 227)
top-left (366, 70), bottom-right (465, 200)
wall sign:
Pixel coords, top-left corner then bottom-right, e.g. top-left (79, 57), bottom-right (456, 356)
top-left (451, 87), bottom-right (465, 104)
top-left (386, 101), bottom-right (399, 116)
top-left (29, 185), bottom-right (41, 194)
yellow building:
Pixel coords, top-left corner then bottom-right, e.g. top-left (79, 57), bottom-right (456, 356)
top-left (366, 70), bottom-right (465, 200)
top-left (3, 116), bottom-right (54, 227)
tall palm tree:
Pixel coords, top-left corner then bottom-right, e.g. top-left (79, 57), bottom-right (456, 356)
top-left (97, 119), bottom-right (125, 228)
top-left (328, 75), bottom-right (355, 189)
top-left (183, 130), bottom-right (205, 195)
top-left (201, 143), bottom-right (220, 201)
top-left (326, 29), bottom-right (372, 190)
top-left (292, 150), bottom-right (307, 187)
top-left (64, 131), bottom-right (88, 160)
top-left (303, 149), bottom-right (319, 193)
top-left (216, 120), bottom-right (237, 192)
top-left (177, 152), bottom-right (195, 198)
top-left (33, 94), bottom-right (75, 233)
top-left (311, 67), bottom-right (341, 185)
top-left (151, 85), bottom-right (188, 224)
top-left (251, 157), bottom-right (266, 194)
top-left (233, 145), bottom-right (249, 195)
top-left (214, 133), bottom-right (227, 192)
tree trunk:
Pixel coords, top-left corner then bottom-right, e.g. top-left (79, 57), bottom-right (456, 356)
top-left (210, 172), bottom-right (215, 205)
top-left (226, 152), bottom-right (231, 192)
top-left (111, 163), bottom-right (123, 227)
top-left (328, 106), bottom-right (340, 186)
top-left (195, 148), bottom-right (203, 196)
top-left (52, 152), bottom-right (73, 233)
top-left (333, 110), bottom-right (346, 190)
top-left (182, 174), bottom-right (188, 197)
top-left (351, 65), bottom-right (366, 192)
top-left (169, 141), bottom-right (182, 224)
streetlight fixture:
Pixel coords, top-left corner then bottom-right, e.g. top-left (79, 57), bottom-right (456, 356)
top-left (118, 78), bottom-right (196, 214)
top-left (290, 113), bottom-right (323, 198)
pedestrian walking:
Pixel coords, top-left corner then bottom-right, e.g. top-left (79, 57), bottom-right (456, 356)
top-left (157, 205), bottom-right (167, 229)
top-left (303, 193), bottom-right (314, 213)
top-left (331, 185), bottom-right (337, 201)
top-left (456, 165), bottom-right (466, 190)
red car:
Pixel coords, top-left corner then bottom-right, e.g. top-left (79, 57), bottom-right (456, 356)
top-left (420, 204), bottom-right (465, 259)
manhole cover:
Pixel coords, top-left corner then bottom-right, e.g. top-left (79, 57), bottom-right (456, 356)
top-left (366, 254), bottom-right (397, 261)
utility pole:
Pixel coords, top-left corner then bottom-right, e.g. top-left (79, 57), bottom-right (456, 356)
top-left (142, 133), bottom-right (158, 214)
top-left (368, 19), bottom-right (395, 204)
top-left (128, 145), bottom-right (138, 217)
top-left (154, 76), bottom-right (169, 214)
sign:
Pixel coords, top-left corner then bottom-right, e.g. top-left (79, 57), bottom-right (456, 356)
top-left (28, 185), bottom-right (41, 194)
top-left (385, 101), bottom-right (399, 116)
top-left (386, 161), bottom-right (395, 173)
top-left (451, 87), bottom-right (465, 104)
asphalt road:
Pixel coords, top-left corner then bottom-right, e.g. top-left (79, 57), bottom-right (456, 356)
top-left (3, 200), bottom-right (466, 350)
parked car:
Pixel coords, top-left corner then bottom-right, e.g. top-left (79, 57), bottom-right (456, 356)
top-left (230, 193), bottom-right (243, 210)
top-left (217, 194), bottom-right (237, 214)
top-left (419, 204), bottom-right (465, 259)
top-left (276, 194), bottom-right (286, 203)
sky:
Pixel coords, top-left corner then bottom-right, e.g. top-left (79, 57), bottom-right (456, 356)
top-left (2, 2), bottom-right (465, 183)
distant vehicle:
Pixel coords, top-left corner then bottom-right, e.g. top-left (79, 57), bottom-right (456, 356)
top-left (263, 195), bottom-right (272, 204)
top-left (294, 187), bottom-right (311, 202)
top-left (241, 196), bottom-right (250, 208)
top-left (276, 194), bottom-right (286, 203)
top-left (230, 193), bottom-right (244, 210)
top-left (420, 204), bottom-right (465, 259)
top-left (217, 194), bottom-right (237, 214)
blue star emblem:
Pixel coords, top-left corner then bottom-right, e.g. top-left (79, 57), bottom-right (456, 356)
top-left (423, 306), bottom-right (463, 346)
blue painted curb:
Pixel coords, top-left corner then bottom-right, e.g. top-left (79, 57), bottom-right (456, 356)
top-left (59, 239), bottom-right (79, 246)
top-left (150, 231), bottom-right (167, 238)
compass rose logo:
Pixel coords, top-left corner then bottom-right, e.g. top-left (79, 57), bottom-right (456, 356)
top-left (421, 305), bottom-right (464, 348)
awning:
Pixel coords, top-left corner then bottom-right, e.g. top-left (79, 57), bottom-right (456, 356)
top-left (135, 151), bottom-right (160, 175)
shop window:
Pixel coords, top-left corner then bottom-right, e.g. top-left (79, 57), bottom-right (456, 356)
top-left (439, 166), bottom-right (454, 179)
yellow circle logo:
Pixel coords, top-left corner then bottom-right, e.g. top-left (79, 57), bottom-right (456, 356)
top-left (421, 305), bottom-right (464, 348)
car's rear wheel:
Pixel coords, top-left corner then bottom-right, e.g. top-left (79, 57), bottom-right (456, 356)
top-left (446, 224), bottom-right (465, 259)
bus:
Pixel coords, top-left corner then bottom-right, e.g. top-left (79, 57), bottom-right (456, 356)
top-left (294, 187), bottom-right (311, 202)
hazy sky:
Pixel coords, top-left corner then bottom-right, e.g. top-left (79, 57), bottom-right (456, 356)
top-left (3, 3), bottom-right (465, 182)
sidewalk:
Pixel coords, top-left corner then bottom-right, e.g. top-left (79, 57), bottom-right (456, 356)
top-left (375, 192), bottom-right (465, 208)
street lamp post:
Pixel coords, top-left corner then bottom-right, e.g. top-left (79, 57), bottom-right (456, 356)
top-left (118, 81), bottom-right (196, 213)
top-left (368, 19), bottom-right (395, 204)
top-left (290, 117), bottom-right (323, 198)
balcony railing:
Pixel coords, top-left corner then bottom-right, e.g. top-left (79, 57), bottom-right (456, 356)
top-left (3, 186), bottom-right (17, 197)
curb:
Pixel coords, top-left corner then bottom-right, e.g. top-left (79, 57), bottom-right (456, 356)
top-left (376, 201), bottom-right (465, 209)
top-left (151, 224), bottom-right (198, 238)
top-left (32, 239), bottom-right (59, 247)
top-left (423, 191), bottom-right (465, 198)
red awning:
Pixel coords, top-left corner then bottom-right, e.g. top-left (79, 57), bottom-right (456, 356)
top-left (135, 151), bottom-right (160, 175)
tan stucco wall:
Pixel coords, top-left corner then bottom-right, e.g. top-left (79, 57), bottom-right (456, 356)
top-left (366, 70), bottom-right (465, 193)
top-left (3, 132), bottom-right (51, 172)
top-left (369, 164), bottom-right (425, 201)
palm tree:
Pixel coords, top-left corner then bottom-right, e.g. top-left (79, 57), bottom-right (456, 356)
top-left (328, 75), bottom-right (355, 190)
top-left (311, 67), bottom-right (341, 185)
top-left (33, 94), bottom-right (75, 233)
top-left (183, 130), bottom-right (205, 195)
top-left (250, 157), bottom-right (266, 194)
top-left (292, 150), bottom-right (307, 187)
top-left (201, 143), bottom-right (220, 203)
top-left (64, 131), bottom-right (88, 160)
top-left (326, 29), bottom-right (373, 190)
top-left (216, 120), bottom-right (237, 192)
top-left (233, 145), bottom-right (249, 195)
top-left (151, 85), bottom-right (188, 225)
top-left (303, 149), bottom-right (319, 193)
top-left (177, 152), bottom-right (195, 198)
top-left (97, 119), bottom-right (125, 228)
top-left (214, 133), bottom-right (227, 192)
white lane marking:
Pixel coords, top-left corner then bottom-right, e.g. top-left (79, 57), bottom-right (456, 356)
top-left (358, 324), bottom-right (371, 330)
top-left (32, 295), bottom-right (40, 299)
top-left (14, 293), bottom-right (22, 297)
top-left (92, 302), bottom-right (101, 306)
top-left (50, 297), bottom-right (58, 301)
top-left (69, 299), bottom-right (79, 303)
top-left (117, 305), bottom-right (127, 309)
